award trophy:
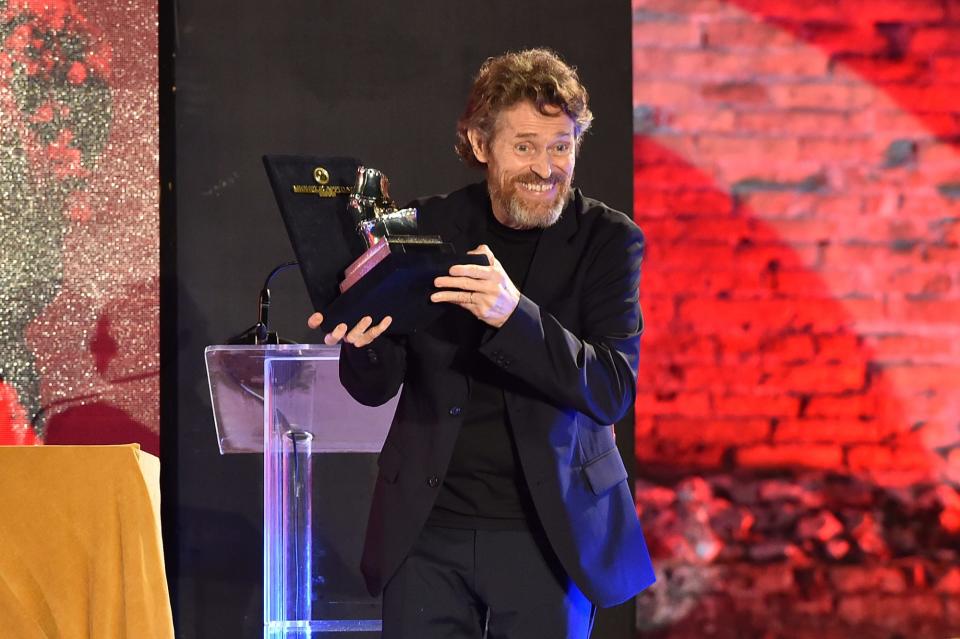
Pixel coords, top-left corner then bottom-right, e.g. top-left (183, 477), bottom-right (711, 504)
top-left (263, 155), bottom-right (485, 334)
top-left (338, 166), bottom-right (449, 293)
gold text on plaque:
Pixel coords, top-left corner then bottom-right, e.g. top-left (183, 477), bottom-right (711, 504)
top-left (291, 184), bottom-right (351, 197)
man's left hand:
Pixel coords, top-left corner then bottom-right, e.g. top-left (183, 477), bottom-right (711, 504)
top-left (431, 244), bottom-right (520, 328)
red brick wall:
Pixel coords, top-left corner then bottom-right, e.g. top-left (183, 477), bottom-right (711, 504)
top-left (632, 1), bottom-right (960, 635)
top-left (633, 0), bottom-right (960, 487)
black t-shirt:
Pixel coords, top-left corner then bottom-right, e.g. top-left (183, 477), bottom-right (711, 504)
top-left (427, 212), bottom-right (543, 530)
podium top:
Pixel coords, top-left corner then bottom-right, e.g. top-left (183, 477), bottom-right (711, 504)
top-left (204, 344), bottom-right (398, 454)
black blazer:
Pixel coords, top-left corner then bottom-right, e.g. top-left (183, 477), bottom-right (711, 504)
top-left (340, 182), bottom-right (655, 607)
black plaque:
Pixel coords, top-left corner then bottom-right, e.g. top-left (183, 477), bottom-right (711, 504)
top-left (264, 155), bottom-right (485, 334)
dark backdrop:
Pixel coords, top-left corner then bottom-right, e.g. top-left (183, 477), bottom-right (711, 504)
top-left (164, 1), bottom-right (635, 637)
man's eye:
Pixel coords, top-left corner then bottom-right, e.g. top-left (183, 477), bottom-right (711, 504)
top-left (516, 144), bottom-right (531, 153)
top-left (553, 143), bottom-right (570, 153)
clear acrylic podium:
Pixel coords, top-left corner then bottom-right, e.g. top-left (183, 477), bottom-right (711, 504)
top-left (205, 345), bottom-right (399, 638)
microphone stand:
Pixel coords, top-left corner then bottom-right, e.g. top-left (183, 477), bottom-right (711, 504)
top-left (227, 261), bottom-right (300, 345)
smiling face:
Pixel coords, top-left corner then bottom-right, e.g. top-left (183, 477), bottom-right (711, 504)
top-left (468, 100), bottom-right (576, 229)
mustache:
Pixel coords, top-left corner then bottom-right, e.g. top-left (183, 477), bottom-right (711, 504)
top-left (510, 172), bottom-right (565, 186)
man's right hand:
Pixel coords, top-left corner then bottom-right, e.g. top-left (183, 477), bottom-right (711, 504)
top-left (307, 312), bottom-right (393, 348)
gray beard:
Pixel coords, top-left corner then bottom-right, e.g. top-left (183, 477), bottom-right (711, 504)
top-left (488, 176), bottom-right (570, 230)
top-left (504, 192), bottom-right (565, 229)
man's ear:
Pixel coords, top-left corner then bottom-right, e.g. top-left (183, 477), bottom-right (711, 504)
top-left (467, 129), bottom-right (488, 164)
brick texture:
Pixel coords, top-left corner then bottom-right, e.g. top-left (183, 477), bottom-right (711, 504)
top-left (632, 0), bottom-right (960, 635)
top-left (632, 0), bottom-right (960, 485)
top-left (635, 472), bottom-right (960, 637)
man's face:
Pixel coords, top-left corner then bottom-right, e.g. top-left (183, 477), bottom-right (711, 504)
top-left (469, 100), bottom-right (576, 229)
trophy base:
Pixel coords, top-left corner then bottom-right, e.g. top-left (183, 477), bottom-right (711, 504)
top-left (340, 235), bottom-right (444, 293)
top-left (320, 243), bottom-right (488, 335)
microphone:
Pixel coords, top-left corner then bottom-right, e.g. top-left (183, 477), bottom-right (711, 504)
top-left (227, 261), bottom-right (300, 345)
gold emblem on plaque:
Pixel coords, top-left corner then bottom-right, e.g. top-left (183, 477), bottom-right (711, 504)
top-left (291, 165), bottom-right (350, 197)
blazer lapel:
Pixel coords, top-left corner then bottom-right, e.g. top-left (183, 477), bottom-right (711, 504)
top-left (520, 189), bottom-right (582, 307)
top-left (445, 182), bottom-right (489, 252)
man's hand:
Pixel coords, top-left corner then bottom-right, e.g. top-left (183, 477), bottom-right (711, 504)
top-left (430, 244), bottom-right (520, 328)
top-left (307, 312), bottom-right (392, 347)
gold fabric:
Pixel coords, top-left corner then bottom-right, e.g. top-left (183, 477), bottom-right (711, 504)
top-left (0, 445), bottom-right (174, 639)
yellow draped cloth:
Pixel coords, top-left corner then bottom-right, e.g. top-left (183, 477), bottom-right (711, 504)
top-left (0, 445), bottom-right (175, 638)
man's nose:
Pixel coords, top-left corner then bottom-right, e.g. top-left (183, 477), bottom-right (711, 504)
top-left (530, 152), bottom-right (552, 179)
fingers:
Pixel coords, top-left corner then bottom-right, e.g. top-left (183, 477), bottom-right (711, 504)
top-left (313, 314), bottom-right (392, 347)
top-left (344, 315), bottom-right (374, 343)
top-left (431, 245), bottom-right (500, 311)
top-left (366, 315), bottom-right (392, 341)
top-left (467, 244), bottom-right (495, 266)
top-left (309, 311), bottom-right (347, 345)
top-left (447, 263), bottom-right (491, 279)
top-left (434, 275), bottom-right (489, 291)
top-left (323, 323), bottom-right (348, 345)
top-left (343, 315), bottom-right (393, 348)
top-left (430, 290), bottom-right (478, 306)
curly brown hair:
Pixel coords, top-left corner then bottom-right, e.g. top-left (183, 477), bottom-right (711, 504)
top-left (455, 48), bottom-right (593, 168)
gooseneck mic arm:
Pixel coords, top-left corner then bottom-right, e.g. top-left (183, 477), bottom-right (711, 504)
top-left (227, 260), bottom-right (299, 345)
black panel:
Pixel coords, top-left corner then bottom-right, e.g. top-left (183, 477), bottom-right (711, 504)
top-left (167, 1), bottom-right (634, 637)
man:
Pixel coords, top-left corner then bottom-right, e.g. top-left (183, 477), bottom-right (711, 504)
top-left (309, 49), bottom-right (654, 638)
